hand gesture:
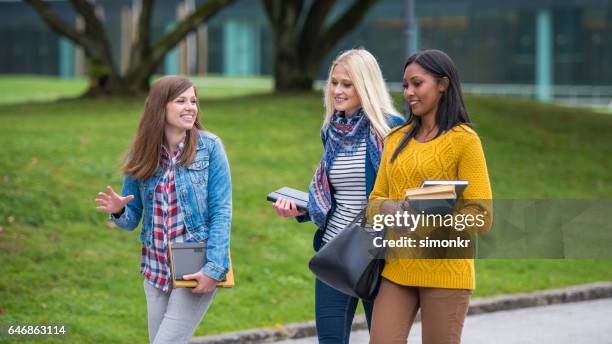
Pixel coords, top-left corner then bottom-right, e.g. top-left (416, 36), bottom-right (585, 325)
top-left (182, 272), bottom-right (217, 294)
top-left (272, 197), bottom-right (306, 217)
top-left (95, 185), bottom-right (134, 215)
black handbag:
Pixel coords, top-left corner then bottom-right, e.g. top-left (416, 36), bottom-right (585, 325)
top-left (308, 209), bottom-right (386, 300)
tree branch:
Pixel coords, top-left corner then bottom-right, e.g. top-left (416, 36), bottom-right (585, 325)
top-left (310, 0), bottom-right (379, 71)
top-left (23, 0), bottom-right (88, 48)
top-left (69, 0), bottom-right (105, 37)
top-left (25, 0), bottom-right (116, 73)
top-left (262, 0), bottom-right (303, 34)
top-left (298, 0), bottom-right (337, 53)
top-left (137, 0), bottom-right (154, 52)
top-left (69, 0), bottom-right (117, 76)
top-left (127, 0), bottom-right (154, 74)
top-left (262, 0), bottom-right (280, 30)
top-left (144, 0), bottom-right (236, 76)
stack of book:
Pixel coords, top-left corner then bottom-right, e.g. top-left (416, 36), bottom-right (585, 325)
top-left (404, 180), bottom-right (468, 214)
top-left (405, 184), bottom-right (457, 200)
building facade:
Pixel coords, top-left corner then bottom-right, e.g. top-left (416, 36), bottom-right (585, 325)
top-left (1, 0), bottom-right (611, 103)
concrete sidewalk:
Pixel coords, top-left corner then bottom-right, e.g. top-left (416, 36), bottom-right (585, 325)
top-left (277, 297), bottom-right (612, 343)
top-left (191, 282), bottom-right (612, 344)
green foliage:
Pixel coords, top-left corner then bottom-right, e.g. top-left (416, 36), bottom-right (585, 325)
top-left (0, 79), bottom-right (611, 343)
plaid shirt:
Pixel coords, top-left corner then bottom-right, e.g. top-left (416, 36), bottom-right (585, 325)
top-left (141, 142), bottom-right (192, 292)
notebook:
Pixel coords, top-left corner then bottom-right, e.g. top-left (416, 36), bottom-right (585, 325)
top-left (169, 242), bottom-right (234, 288)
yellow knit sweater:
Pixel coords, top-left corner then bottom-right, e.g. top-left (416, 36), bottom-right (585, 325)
top-left (369, 124), bottom-right (492, 290)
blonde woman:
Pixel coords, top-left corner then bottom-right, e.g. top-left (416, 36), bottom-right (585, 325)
top-left (273, 49), bottom-right (404, 343)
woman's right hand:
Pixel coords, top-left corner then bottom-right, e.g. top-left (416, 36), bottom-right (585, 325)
top-left (272, 197), bottom-right (306, 217)
top-left (95, 185), bottom-right (134, 215)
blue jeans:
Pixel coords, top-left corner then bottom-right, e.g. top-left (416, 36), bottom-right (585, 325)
top-left (315, 278), bottom-right (374, 344)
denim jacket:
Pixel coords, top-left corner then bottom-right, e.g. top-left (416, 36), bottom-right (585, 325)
top-left (111, 130), bottom-right (232, 281)
top-left (302, 114), bottom-right (405, 251)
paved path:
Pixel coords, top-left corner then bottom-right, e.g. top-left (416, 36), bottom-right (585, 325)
top-left (277, 298), bottom-right (612, 343)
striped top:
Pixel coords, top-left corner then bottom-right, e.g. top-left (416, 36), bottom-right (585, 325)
top-left (323, 139), bottom-right (367, 243)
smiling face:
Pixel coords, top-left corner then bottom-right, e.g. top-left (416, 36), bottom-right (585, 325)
top-left (329, 64), bottom-right (361, 116)
top-left (165, 86), bottom-right (198, 134)
top-left (403, 62), bottom-right (448, 118)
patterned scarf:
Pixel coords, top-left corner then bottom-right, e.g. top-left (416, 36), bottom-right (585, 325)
top-left (308, 109), bottom-right (384, 228)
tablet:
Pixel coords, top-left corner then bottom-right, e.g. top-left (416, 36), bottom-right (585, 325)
top-left (267, 187), bottom-right (309, 212)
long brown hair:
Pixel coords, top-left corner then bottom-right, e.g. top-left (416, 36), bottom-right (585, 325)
top-left (123, 76), bottom-right (202, 179)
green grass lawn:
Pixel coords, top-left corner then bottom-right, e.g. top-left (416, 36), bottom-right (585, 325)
top-left (0, 78), bottom-right (611, 343)
top-left (592, 105), bottom-right (612, 115)
top-left (0, 76), bottom-right (88, 105)
top-left (0, 75), bottom-right (272, 105)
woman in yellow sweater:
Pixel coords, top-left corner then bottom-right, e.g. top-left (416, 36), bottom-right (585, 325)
top-left (368, 49), bottom-right (492, 343)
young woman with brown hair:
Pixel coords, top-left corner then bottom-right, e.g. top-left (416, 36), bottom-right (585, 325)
top-left (95, 76), bottom-right (231, 343)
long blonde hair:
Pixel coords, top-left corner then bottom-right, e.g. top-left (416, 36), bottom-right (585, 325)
top-left (123, 76), bottom-right (202, 179)
top-left (323, 49), bottom-right (399, 138)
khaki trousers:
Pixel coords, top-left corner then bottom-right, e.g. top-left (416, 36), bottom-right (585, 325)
top-left (370, 278), bottom-right (472, 344)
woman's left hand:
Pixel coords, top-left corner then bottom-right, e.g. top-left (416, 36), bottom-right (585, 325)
top-left (182, 272), bottom-right (217, 294)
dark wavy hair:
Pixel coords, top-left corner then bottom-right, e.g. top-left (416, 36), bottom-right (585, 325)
top-left (391, 49), bottom-right (472, 162)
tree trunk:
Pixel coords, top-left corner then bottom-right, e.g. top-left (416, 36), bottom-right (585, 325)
top-left (273, 42), bottom-right (315, 92)
top-left (81, 56), bottom-right (153, 97)
top-left (263, 0), bottom-right (380, 93)
top-left (78, 63), bottom-right (147, 97)
top-left (82, 76), bottom-right (150, 97)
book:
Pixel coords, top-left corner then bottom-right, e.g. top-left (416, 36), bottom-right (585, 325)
top-left (405, 184), bottom-right (457, 200)
top-left (266, 187), bottom-right (309, 212)
top-left (404, 180), bottom-right (469, 215)
top-left (168, 242), bottom-right (235, 288)
top-left (421, 180), bottom-right (468, 198)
